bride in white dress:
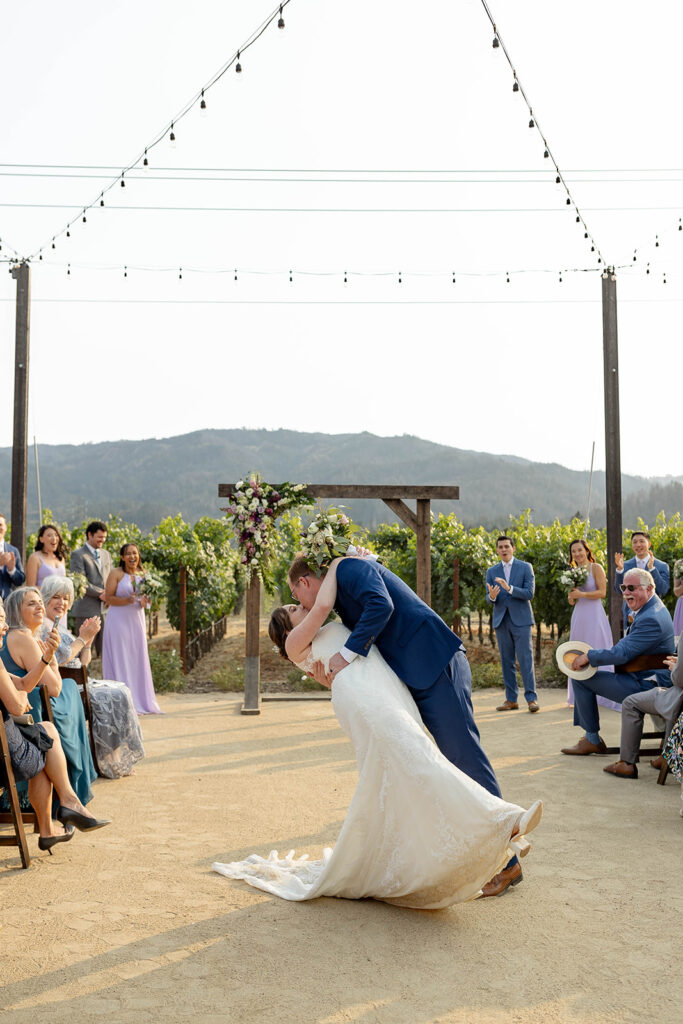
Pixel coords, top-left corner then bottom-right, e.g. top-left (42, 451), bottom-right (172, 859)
top-left (213, 559), bottom-right (542, 909)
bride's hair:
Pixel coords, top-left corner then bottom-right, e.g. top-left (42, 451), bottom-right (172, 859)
top-left (269, 606), bottom-right (293, 660)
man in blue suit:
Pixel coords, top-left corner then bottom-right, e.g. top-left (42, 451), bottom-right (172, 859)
top-left (0, 513), bottom-right (25, 600)
top-left (614, 530), bottom-right (669, 630)
top-left (561, 568), bottom-right (675, 756)
top-left (289, 553), bottom-right (525, 897)
top-left (485, 536), bottom-right (539, 712)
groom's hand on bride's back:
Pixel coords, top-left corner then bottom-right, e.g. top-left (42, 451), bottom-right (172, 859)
top-left (328, 652), bottom-right (350, 680)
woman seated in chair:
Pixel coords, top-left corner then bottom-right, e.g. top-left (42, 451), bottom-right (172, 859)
top-left (39, 577), bottom-right (145, 779)
top-left (0, 598), bottom-right (108, 853)
top-left (2, 586), bottom-right (97, 807)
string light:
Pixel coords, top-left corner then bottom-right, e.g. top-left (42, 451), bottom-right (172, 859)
top-left (179, 267), bottom-right (182, 279)
top-left (398, 271), bottom-right (402, 284)
top-left (512, 80), bottom-right (519, 92)
top-left (528, 116), bottom-right (535, 129)
top-left (120, 174), bottom-right (125, 188)
top-left (67, 264), bottom-right (70, 276)
top-left (344, 271), bottom-right (347, 283)
top-left (143, 149), bottom-right (149, 168)
top-left (124, 266), bottom-right (127, 278)
top-left (278, 5), bottom-right (285, 29)
top-left (82, 211), bottom-right (87, 223)
top-left (100, 195), bottom-right (105, 206)
top-left (655, 235), bottom-right (659, 247)
top-left (236, 50), bottom-right (242, 74)
top-left (169, 124), bottom-right (176, 146)
top-left (200, 90), bottom-right (207, 115)
top-left (289, 269), bottom-right (293, 282)
top-left (492, 35), bottom-right (499, 49)
top-left (543, 149), bottom-right (549, 159)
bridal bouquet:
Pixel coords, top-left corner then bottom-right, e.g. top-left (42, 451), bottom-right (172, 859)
top-left (222, 474), bottom-right (312, 586)
top-left (300, 507), bottom-right (360, 570)
top-left (132, 571), bottom-right (165, 610)
top-left (674, 558), bottom-right (683, 581)
top-left (559, 565), bottom-right (589, 591)
top-left (67, 570), bottom-right (88, 601)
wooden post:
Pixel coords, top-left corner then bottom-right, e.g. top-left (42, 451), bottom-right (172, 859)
top-left (602, 270), bottom-right (623, 640)
top-left (10, 263), bottom-right (30, 559)
top-left (416, 499), bottom-right (431, 606)
top-left (452, 556), bottom-right (460, 634)
top-left (243, 575), bottom-right (261, 714)
top-left (179, 565), bottom-right (187, 674)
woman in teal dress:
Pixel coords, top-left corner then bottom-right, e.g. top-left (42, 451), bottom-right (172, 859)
top-left (1, 586), bottom-right (97, 807)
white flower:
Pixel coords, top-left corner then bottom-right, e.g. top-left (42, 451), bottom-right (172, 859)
top-left (309, 523), bottom-right (318, 534)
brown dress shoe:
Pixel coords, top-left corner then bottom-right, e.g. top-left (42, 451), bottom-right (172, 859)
top-left (561, 737), bottom-right (608, 755)
top-left (480, 861), bottom-right (523, 897)
top-left (496, 700), bottom-right (519, 711)
top-left (603, 760), bottom-right (638, 779)
top-left (527, 701), bottom-right (540, 713)
top-left (650, 755), bottom-right (665, 770)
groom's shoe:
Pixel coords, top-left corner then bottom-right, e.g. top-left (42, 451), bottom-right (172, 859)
top-left (496, 700), bottom-right (519, 711)
top-left (480, 862), bottom-right (523, 898)
top-left (561, 737), bottom-right (607, 756)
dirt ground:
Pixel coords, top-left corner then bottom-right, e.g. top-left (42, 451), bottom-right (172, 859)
top-left (2, 682), bottom-right (681, 1024)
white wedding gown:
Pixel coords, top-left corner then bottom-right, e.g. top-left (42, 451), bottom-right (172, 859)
top-left (213, 622), bottom-right (529, 909)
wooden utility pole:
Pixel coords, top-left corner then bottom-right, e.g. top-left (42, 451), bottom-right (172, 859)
top-left (243, 576), bottom-right (261, 715)
top-left (602, 269), bottom-right (623, 639)
top-left (179, 565), bottom-right (188, 673)
top-left (10, 263), bottom-right (30, 558)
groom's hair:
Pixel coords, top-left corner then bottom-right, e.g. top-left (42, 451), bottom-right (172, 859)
top-left (288, 554), bottom-right (317, 583)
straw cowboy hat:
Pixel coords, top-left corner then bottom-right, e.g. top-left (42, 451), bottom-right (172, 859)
top-left (555, 640), bottom-right (597, 681)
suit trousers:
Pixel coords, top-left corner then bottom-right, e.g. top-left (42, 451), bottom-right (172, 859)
top-left (494, 615), bottom-right (537, 703)
top-left (620, 687), bottom-right (683, 763)
top-left (572, 670), bottom-right (658, 735)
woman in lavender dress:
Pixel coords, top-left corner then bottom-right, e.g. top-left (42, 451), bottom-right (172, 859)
top-left (26, 524), bottom-right (67, 624)
top-left (566, 539), bottom-right (620, 712)
top-left (102, 544), bottom-right (162, 715)
top-left (672, 560), bottom-right (683, 639)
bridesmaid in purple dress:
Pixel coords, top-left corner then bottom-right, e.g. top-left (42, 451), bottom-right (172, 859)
top-left (26, 524), bottom-right (68, 627)
top-left (102, 543), bottom-right (162, 715)
top-left (673, 560), bottom-right (683, 638)
top-left (566, 539), bottom-right (621, 712)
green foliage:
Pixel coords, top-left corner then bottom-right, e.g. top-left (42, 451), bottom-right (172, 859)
top-left (210, 663), bottom-right (245, 691)
top-left (470, 662), bottom-right (504, 689)
top-left (270, 512), bottom-right (306, 604)
top-left (148, 648), bottom-right (185, 692)
top-left (286, 666), bottom-right (328, 692)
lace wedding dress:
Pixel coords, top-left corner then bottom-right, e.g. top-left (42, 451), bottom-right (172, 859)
top-left (213, 622), bottom-right (536, 909)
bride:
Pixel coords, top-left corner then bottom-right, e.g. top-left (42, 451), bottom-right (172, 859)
top-left (213, 558), bottom-right (542, 909)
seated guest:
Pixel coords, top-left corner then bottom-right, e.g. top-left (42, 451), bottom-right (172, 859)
top-left (0, 598), bottom-right (108, 852)
top-left (561, 568), bottom-right (674, 756)
top-left (614, 530), bottom-right (670, 630)
top-left (39, 576), bottom-right (145, 778)
top-left (661, 705), bottom-right (683, 817)
top-left (2, 586), bottom-right (96, 807)
top-left (603, 651), bottom-right (683, 778)
top-left (0, 512), bottom-right (25, 599)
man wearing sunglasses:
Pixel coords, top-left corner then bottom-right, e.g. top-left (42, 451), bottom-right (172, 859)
top-left (614, 530), bottom-right (670, 630)
top-left (561, 568), bottom-right (674, 756)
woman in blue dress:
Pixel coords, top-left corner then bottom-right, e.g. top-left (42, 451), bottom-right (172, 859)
top-left (1, 586), bottom-right (97, 807)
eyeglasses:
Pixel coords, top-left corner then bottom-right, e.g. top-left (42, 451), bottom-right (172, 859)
top-left (290, 573), bottom-right (309, 596)
top-left (619, 583), bottom-right (644, 593)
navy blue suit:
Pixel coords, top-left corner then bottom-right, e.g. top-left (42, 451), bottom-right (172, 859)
top-left (572, 593), bottom-right (675, 734)
top-left (485, 558), bottom-right (537, 704)
top-left (0, 542), bottom-right (25, 600)
top-left (614, 556), bottom-right (670, 629)
top-left (334, 558), bottom-right (502, 799)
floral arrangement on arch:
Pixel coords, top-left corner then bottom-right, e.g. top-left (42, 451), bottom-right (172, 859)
top-left (299, 506), bottom-right (360, 570)
top-left (222, 474), bottom-right (311, 587)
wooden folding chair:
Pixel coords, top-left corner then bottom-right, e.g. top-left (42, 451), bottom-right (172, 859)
top-left (59, 664), bottom-right (101, 776)
top-left (604, 653), bottom-right (671, 783)
top-left (0, 715), bottom-right (31, 868)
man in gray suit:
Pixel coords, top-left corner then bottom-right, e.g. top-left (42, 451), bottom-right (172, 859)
top-left (604, 650), bottom-right (682, 779)
top-left (70, 520), bottom-right (112, 657)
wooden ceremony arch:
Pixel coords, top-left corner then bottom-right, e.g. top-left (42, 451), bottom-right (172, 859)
top-left (217, 484), bottom-right (460, 714)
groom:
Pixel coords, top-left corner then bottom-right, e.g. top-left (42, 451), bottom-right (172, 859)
top-left (289, 553), bottom-right (524, 897)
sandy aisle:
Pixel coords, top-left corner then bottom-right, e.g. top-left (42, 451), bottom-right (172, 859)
top-left (1, 686), bottom-right (681, 1024)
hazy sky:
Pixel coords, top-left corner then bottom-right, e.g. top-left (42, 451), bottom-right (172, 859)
top-left (1, 0), bottom-right (682, 478)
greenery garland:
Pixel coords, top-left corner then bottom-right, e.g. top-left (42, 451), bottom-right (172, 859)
top-left (221, 474), bottom-right (312, 590)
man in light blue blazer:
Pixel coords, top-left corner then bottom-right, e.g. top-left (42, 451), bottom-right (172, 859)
top-left (614, 530), bottom-right (669, 630)
top-left (485, 536), bottom-right (539, 712)
top-left (562, 568), bottom-right (675, 756)
top-left (0, 513), bottom-right (26, 600)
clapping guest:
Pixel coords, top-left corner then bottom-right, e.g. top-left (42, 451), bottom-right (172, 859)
top-left (102, 544), bottom-right (161, 715)
top-left (614, 530), bottom-right (670, 630)
top-left (672, 559), bottom-right (683, 638)
top-left (2, 586), bottom-right (97, 808)
top-left (40, 576), bottom-right (145, 778)
top-left (565, 539), bottom-right (620, 713)
top-left (0, 512), bottom-right (26, 599)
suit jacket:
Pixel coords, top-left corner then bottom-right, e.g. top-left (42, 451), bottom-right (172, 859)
top-left (485, 558), bottom-right (535, 629)
top-left (0, 542), bottom-right (26, 599)
top-left (614, 555), bottom-right (670, 628)
top-left (333, 557), bottom-right (463, 692)
top-left (70, 544), bottom-right (112, 618)
top-left (587, 593), bottom-right (675, 685)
